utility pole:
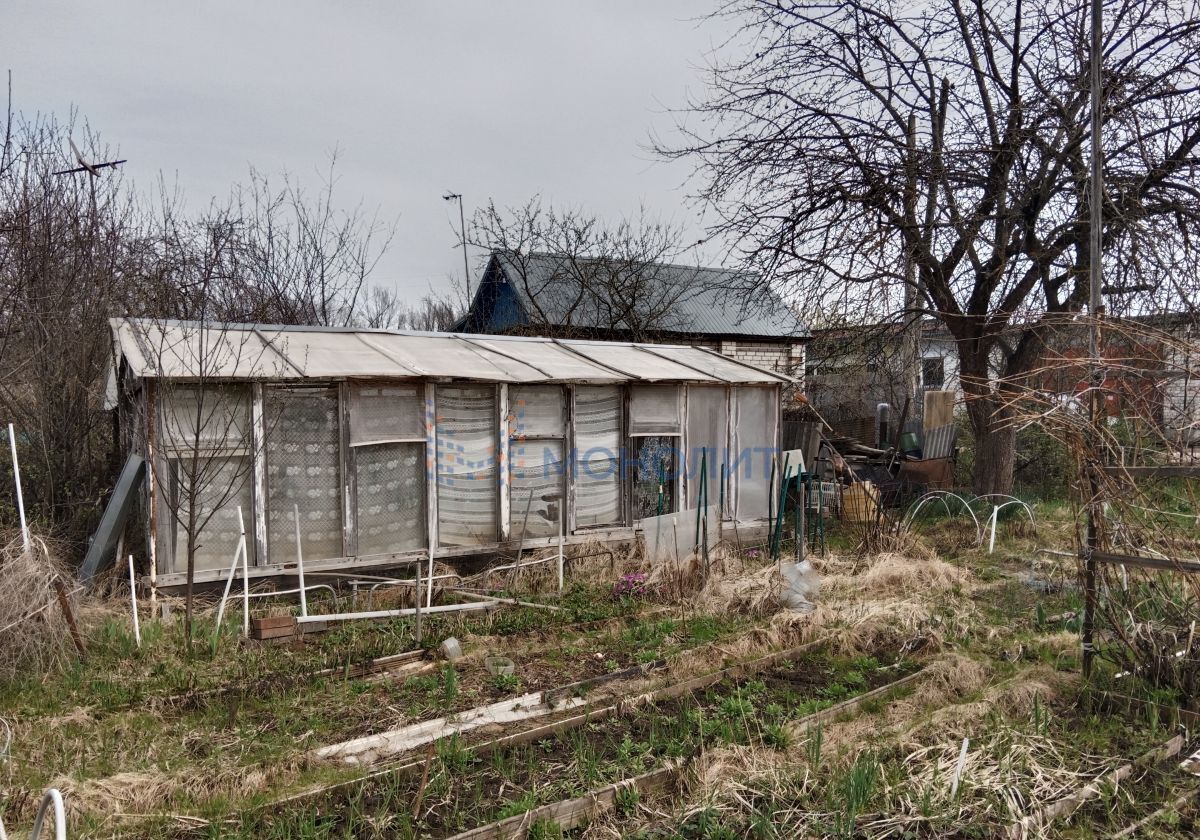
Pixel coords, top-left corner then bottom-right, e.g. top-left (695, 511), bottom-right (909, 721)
top-left (903, 112), bottom-right (921, 406)
top-left (1083, 0), bottom-right (1104, 680)
top-left (443, 192), bottom-right (471, 302)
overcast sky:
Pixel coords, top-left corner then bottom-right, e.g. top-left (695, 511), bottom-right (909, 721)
top-left (7, 1), bottom-right (736, 303)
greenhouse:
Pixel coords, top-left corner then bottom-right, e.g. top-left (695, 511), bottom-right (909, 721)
top-left (105, 318), bottom-right (788, 589)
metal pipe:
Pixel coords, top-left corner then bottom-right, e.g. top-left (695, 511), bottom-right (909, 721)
top-left (244, 584), bottom-right (339, 606)
top-left (453, 589), bottom-right (562, 611)
top-left (7, 423), bottom-right (29, 556)
top-left (295, 599), bottom-right (496, 625)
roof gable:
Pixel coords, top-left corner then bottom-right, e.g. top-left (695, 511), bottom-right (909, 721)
top-left (471, 251), bottom-right (808, 340)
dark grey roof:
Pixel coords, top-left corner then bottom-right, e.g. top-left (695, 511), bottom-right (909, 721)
top-left (492, 252), bottom-right (809, 340)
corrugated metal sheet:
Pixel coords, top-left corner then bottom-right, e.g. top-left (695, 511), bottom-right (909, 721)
top-left (111, 318), bottom-right (792, 385)
top-left (922, 423), bottom-right (959, 460)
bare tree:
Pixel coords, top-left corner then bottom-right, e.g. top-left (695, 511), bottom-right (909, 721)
top-left (662, 0), bottom-right (1200, 494)
top-left (468, 198), bottom-right (722, 342)
top-left (358, 285), bottom-right (462, 332)
top-left (0, 108), bottom-right (150, 546)
top-left (126, 319), bottom-right (280, 649)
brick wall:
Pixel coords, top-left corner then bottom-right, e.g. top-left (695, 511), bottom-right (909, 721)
top-left (661, 337), bottom-right (805, 387)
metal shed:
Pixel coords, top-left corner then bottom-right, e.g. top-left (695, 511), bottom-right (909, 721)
top-left (106, 318), bottom-right (789, 589)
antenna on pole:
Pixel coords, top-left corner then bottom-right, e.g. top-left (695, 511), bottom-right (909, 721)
top-left (443, 192), bottom-right (470, 304)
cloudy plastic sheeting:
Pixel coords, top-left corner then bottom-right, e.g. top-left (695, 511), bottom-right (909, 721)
top-left (508, 385), bottom-right (565, 438)
top-left (686, 386), bottom-right (728, 511)
top-left (266, 387), bottom-right (344, 562)
top-left (510, 440), bottom-right (565, 539)
top-left (169, 455), bottom-right (254, 572)
top-left (574, 386), bottom-right (622, 528)
top-left (733, 386), bottom-right (777, 520)
top-left (436, 385), bottom-right (498, 546)
top-left (355, 442), bottom-right (425, 555)
top-left (160, 384), bottom-right (251, 450)
top-left (629, 384), bottom-right (682, 435)
top-left (349, 384), bottom-right (424, 445)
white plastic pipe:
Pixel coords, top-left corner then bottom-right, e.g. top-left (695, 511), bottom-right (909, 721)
top-left (293, 503), bottom-right (307, 617)
top-left (987, 506), bottom-right (999, 554)
top-left (237, 506), bottom-right (249, 637)
top-left (29, 787), bottom-right (66, 840)
top-left (557, 494), bottom-right (565, 594)
top-left (127, 554), bottom-right (141, 648)
top-left (426, 547), bottom-right (435, 610)
top-left (950, 737), bottom-right (969, 799)
top-left (8, 423), bottom-right (29, 557)
top-left (296, 599), bottom-right (496, 624)
top-left (212, 536), bottom-right (244, 647)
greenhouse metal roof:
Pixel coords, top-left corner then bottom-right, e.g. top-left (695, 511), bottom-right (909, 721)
top-left (110, 318), bottom-right (792, 385)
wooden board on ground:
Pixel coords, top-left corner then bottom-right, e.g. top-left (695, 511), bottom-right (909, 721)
top-left (445, 765), bottom-right (679, 840)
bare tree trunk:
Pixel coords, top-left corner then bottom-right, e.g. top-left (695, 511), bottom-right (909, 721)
top-left (968, 401), bottom-right (1016, 496)
top-left (184, 525), bottom-right (196, 653)
top-left (961, 349), bottom-right (1017, 496)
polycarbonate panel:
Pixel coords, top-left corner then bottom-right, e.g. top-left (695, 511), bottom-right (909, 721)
top-left (265, 387), bottom-right (344, 561)
top-left (161, 385), bottom-right (251, 450)
top-left (436, 385), bottom-right (498, 546)
top-left (464, 338), bottom-right (626, 382)
top-left (567, 343), bottom-right (720, 381)
top-left (509, 385), bottom-right (566, 439)
top-left (686, 386), bottom-right (728, 510)
top-left (652, 345), bottom-right (788, 383)
top-left (733, 386), bottom-right (778, 520)
top-left (118, 321), bottom-right (788, 385)
top-left (630, 384), bottom-right (682, 435)
top-left (350, 383), bottom-right (424, 445)
top-left (115, 321), bottom-right (288, 380)
top-left (574, 386), bottom-right (622, 528)
top-left (169, 455), bottom-right (253, 572)
top-left (355, 442), bottom-right (425, 555)
top-left (276, 331), bottom-right (409, 377)
top-left (510, 440), bottom-right (565, 539)
top-left (371, 334), bottom-right (542, 381)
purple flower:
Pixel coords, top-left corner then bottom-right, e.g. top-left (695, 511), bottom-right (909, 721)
top-left (613, 572), bottom-right (650, 599)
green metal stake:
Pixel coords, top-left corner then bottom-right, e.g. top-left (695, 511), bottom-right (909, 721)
top-left (767, 455), bottom-right (777, 544)
top-left (772, 455), bottom-right (792, 560)
top-left (694, 449), bottom-right (708, 548)
top-left (718, 462), bottom-right (726, 515)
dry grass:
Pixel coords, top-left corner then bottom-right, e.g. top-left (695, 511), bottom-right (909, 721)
top-left (51, 762), bottom-right (283, 825)
top-left (0, 532), bottom-right (79, 680)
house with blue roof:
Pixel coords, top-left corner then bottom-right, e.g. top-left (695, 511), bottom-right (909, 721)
top-left (452, 251), bottom-right (810, 382)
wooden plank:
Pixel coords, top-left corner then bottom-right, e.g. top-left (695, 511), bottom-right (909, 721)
top-left (1100, 464), bottom-right (1200, 479)
top-left (1092, 551), bottom-right (1200, 574)
top-left (445, 765), bottom-right (678, 840)
top-left (542, 659), bottom-right (667, 706)
top-left (252, 615), bottom-right (296, 631)
top-left (1006, 735), bottom-right (1185, 839)
top-left (251, 624), bottom-right (296, 641)
top-left (255, 638), bottom-right (828, 814)
top-left (789, 667), bottom-right (924, 730)
top-left (450, 665), bottom-right (931, 840)
top-left (922, 390), bottom-right (954, 434)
